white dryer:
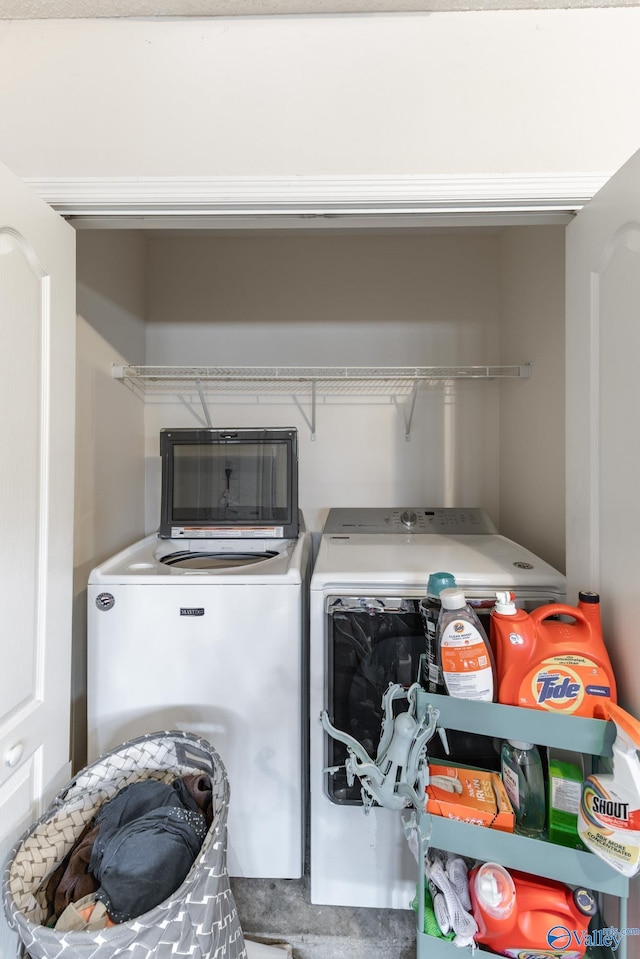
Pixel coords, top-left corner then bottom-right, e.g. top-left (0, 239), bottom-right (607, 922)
top-left (87, 428), bottom-right (311, 879)
top-left (309, 507), bottom-right (566, 909)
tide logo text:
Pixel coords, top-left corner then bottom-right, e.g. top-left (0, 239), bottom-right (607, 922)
top-left (536, 673), bottom-right (581, 704)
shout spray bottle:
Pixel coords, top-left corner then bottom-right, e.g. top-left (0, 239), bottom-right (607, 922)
top-left (578, 701), bottom-right (640, 877)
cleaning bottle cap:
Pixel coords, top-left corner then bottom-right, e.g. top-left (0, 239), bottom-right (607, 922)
top-left (494, 591), bottom-right (516, 614)
top-left (426, 571), bottom-right (456, 597)
top-left (473, 863), bottom-right (516, 919)
top-left (579, 590), bottom-right (600, 604)
top-left (440, 587), bottom-right (466, 611)
top-left (507, 739), bottom-right (534, 750)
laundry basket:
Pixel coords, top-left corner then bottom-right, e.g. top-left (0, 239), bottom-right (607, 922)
top-left (2, 730), bottom-right (247, 959)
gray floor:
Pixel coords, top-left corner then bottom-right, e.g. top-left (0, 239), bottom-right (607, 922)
top-left (230, 875), bottom-right (417, 959)
top-left (230, 793), bottom-right (418, 958)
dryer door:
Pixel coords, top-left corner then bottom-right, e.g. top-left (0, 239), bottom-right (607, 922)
top-left (326, 596), bottom-right (425, 804)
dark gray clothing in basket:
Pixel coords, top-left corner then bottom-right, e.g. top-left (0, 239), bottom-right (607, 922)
top-left (2, 731), bottom-right (247, 959)
top-left (89, 777), bottom-right (208, 923)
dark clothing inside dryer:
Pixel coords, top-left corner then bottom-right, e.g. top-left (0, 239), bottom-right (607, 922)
top-left (327, 600), bottom-right (500, 803)
top-left (328, 604), bottom-right (425, 802)
top-left (347, 633), bottom-right (424, 758)
top-left (46, 775), bottom-right (212, 925)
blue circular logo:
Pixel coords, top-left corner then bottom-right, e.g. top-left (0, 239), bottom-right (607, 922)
top-left (547, 926), bottom-right (572, 950)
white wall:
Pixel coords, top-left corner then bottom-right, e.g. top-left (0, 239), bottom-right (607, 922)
top-left (498, 225), bottom-right (566, 573)
top-left (145, 232), bottom-right (503, 534)
top-left (75, 230), bottom-right (147, 562)
top-left (73, 230), bottom-right (147, 768)
top-left (0, 10), bottom-right (639, 179)
top-left (76, 231), bottom-right (147, 364)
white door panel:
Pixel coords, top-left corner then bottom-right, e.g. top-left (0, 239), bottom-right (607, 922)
top-left (566, 148), bottom-right (640, 718)
top-left (0, 160), bottom-right (75, 955)
top-left (566, 148), bottom-right (640, 931)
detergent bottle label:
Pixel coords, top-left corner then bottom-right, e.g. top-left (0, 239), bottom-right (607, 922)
top-left (518, 655), bottom-right (613, 714)
top-left (579, 776), bottom-right (640, 873)
top-left (440, 620), bottom-right (494, 700)
top-left (501, 762), bottom-right (521, 810)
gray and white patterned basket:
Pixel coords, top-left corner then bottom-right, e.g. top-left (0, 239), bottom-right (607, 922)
top-left (2, 731), bottom-right (247, 959)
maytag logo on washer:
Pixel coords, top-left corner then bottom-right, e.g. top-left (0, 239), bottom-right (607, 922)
top-left (180, 607), bottom-right (205, 616)
top-left (96, 592), bottom-right (115, 611)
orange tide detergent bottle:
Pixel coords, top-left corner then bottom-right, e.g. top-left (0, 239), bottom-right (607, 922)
top-left (469, 861), bottom-right (597, 957)
top-left (490, 591), bottom-right (617, 717)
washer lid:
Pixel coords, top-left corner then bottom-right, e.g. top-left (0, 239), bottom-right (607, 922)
top-left (311, 532), bottom-right (566, 596)
top-left (159, 427), bottom-right (299, 539)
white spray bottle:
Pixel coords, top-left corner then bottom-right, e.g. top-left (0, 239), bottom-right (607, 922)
top-left (578, 700), bottom-right (640, 876)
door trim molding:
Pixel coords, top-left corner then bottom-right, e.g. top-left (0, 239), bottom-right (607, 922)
top-left (25, 173), bottom-right (610, 227)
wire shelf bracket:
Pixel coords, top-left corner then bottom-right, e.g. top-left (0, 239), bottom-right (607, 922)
top-left (112, 363), bottom-right (532, 439)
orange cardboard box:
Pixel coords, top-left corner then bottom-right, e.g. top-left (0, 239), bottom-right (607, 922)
top-left (425, 762), bottom-right (515, 832)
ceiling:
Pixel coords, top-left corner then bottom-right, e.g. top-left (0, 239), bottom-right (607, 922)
top-left (1, 0), bottom-right (637, 17)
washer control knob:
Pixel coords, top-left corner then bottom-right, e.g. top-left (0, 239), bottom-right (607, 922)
top-left (4, 743), bottom-right (24, 768)
top-left (400, 510), bottom-right (418, 529)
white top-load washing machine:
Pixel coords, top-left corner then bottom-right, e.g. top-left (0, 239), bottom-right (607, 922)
top-left (309, 506), bottom-right (566, 909)
top-left (88, 428), bottom-right (311, 879)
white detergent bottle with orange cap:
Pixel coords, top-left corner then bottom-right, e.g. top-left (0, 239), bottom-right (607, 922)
top-left (578, 701), bottom-right (640, 876)
top-left (436, 587), bottom-right (496, 702)
top-left (492, 590), bottom-right (617, 717)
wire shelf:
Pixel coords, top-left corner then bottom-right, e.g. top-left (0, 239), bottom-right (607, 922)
top-left (112, 363), bottom-right (531, 438)
top-left (112, 364), bottom-right (531, 397)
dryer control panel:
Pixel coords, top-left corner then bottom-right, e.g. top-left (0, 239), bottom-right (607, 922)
top-left (322, 507), bottom-right (497, 535)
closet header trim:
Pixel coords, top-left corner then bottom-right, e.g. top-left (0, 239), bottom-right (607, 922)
top-left (25, 173), bottom-right (610, 228)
